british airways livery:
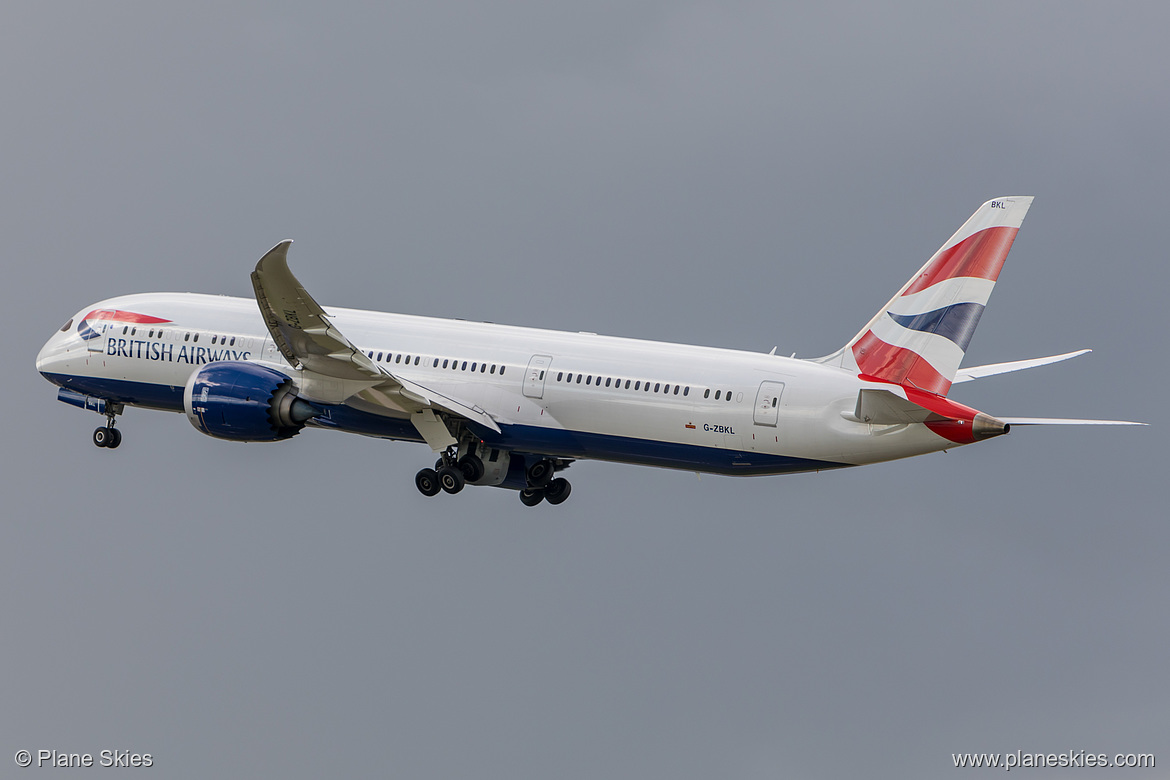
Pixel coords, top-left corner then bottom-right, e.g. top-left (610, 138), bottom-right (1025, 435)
top-left (36, 198), bottom-right (1141, 506)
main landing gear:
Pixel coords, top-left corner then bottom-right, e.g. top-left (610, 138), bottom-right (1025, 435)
top-left (92, 409), bottom-right (122, 449)
top-left (516, 459), bottom-right (571, 507)
top-left (412, 451), bottom-right (574, 507)
top-left (414, 449), bottom-right (485, 497)
top-left (519, 477), bottom-right (571, 507)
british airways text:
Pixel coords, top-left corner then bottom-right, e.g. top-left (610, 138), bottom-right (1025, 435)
top-left (105, 338), bottom-right (250, 364)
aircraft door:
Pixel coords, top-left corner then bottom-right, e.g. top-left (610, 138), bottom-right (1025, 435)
top-left (753, 381), bottom-right (785, 426)
top-left (523, 354), bottom-right (553, 399)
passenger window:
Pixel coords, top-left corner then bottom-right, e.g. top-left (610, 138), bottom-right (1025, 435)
top-left (471, 362), bottom-right (477, 372)
top-left (377, 352), bottom-right (383, 361)
top-left (772, 397), bottom-right (778, 407)
top-left (683, 387), bottom-right (689, 396)
top-left (414, 356), bottom-right (420, 365)
top-left (434, 358), bottom-right (440, 367)
top-left (123, 326), bottom-right (128, 334)
top-left (576, 374), bottom-right (582, 384)
top-left (490, 365), bottom-right (496, 374)
top-left (230, 337), bottom-right (236, 346)
top-left (715, 390), bottom-right (721, 400)
top-left (654, 383), bottom-right (660, 393)
top-left (480, 364), bottom-right (486, 372)
top-left (500, 366), bottom-right (505, 375)
top-left (634, 381), bottom-right (640, 390)
top-left (674, 386), bottom-right (680, 395)
top-left (396, 354), bottom-right (402, 363)
top-left (557, 372), bottom-right (563, 382)
top-left (726, 392), bottom-right (732, 402)
top-left (625, 380), bottom-right (631, 389)
top-left (131, 327), bottom-right (136, 335)
top-left (539, 370), bottom-right (545, 380)
top-left (193, 334), bottom-right (198, 342)
top-left (586, 375), bottom-right (592, 385)
top-left (212, 336), bottom-right (218, 344)
top-left (605, 378), bottom-right (611, 387)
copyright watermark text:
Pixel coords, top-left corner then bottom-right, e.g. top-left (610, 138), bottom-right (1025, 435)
top-left (15, 749), bottom-right (153, 768)
top-left (953, 750), bottom-right (1154, 771)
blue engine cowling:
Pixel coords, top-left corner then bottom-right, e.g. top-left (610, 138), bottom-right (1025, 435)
top-left (183, 361), bottom-right (318, 442)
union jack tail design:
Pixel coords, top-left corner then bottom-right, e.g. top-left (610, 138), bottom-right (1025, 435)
top-left (829, 196), bottom-right (1033, 396)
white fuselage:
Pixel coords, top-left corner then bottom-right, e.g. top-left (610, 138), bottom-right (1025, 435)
top-left (37, 292), bottom-right (958, 475)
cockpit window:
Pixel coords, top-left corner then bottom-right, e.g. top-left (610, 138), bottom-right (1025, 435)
top-left (61, 318), bottom-right (74, 332)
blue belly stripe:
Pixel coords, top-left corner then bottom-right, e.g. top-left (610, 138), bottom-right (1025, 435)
top-left (42, 373), bottom-right (849, 476)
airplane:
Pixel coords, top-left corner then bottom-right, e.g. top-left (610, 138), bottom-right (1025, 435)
top-left (36, 196), bottom-right (1142, 506)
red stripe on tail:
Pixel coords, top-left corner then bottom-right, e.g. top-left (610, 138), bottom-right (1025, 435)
top-left (903, 226), bottom-right (1020, 295)
top-left (852, 330), bottom-right (951, 396)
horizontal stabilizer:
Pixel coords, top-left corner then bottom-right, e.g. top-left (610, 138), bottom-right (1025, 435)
top-left (999, 417), bottom-right (1147, 426)
top-left (952, 350), bottom-right (1091, 383)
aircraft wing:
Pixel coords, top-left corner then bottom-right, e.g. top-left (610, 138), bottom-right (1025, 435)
top-left (250, 241), bottom-right (501, 447)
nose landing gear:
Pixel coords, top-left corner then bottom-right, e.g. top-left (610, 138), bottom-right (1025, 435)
top-left (92, 407), bottom-right (123, 449)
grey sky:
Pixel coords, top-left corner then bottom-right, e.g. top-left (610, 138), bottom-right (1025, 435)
top-left (3, 3), bottom-right (1166, 778)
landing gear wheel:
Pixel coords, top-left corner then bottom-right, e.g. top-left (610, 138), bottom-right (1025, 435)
top-left (544, 477), bottom-right (571, 505)
top-left (415, 468), bottom-right (441, 497)
top-left (457, 454), bottom-right (485, 483)
top-left (519, 488), bottom-right (545, 507)
top-left (106, 427), bottom-right (122, 449)
top-left (93, 427), bottom-right (110, 448)
top-left (438, 466), bottom-right (465, 494)
top-left (526, 459), bottom-right (554, 488)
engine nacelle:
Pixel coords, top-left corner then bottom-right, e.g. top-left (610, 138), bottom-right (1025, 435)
top-left (183, 361), bottom-right (317, 442)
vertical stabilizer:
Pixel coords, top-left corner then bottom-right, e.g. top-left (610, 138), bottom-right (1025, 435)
top-left (821, 196), bottom-right (1033, 396)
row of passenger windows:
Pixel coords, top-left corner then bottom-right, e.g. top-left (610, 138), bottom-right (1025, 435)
top-left (108, 323), bottom-right (236, 346)
top-left (365, 350), bottom-right (506, 376)
top-left (554, 371), bottom-right (691, 396)
top-left (103, 320), bottom-right (736, 400)
top-left (551, 371), bottom-right (735, 402)
top-left (360, 345), bottom-right (735, 402)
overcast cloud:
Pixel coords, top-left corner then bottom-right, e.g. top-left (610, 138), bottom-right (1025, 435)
top-left (2, 3), bottom-right (1166, 778)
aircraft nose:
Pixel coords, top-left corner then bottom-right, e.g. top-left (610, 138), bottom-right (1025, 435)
top-left (37, 318), bottom-right (78, 376)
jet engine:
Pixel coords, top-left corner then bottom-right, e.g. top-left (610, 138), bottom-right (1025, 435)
top-left (183, 361), bottom-right (318, 441)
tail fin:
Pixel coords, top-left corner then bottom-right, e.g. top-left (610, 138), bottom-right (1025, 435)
top-left (819, 196), bottom-right (1033, 396)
